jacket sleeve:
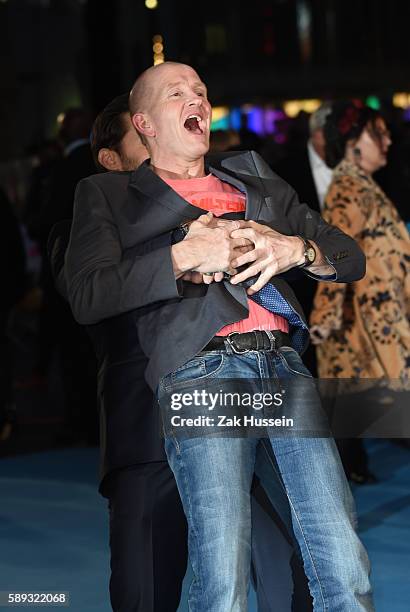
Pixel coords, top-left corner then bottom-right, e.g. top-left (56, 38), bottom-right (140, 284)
top-left (65, 177), bottom-right (181, 325)
top-left (47, 220), bottom-right (72, 302)
top-left (250, 151), bottom-right (366, 283)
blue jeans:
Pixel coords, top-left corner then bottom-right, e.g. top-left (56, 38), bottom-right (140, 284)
top-left (158, 347), bottom-right (374, 612)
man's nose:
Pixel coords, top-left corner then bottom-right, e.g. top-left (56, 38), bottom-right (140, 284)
top-left (187, 96), bottom-right (203, 106)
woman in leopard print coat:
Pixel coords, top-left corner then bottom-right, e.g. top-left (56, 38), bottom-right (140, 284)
top-left (310, 101), bottom-right (410, 383)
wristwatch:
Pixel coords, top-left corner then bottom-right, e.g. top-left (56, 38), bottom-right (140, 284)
top-left (296, 236), bottom-right (316, 268)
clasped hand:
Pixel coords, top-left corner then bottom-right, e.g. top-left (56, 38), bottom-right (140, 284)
top-left (181, 213), bottom-right (253, 285)
top-left (229, 220), bottom-right (303, 293)
top-left (182, 215), bottom-right (303, 292)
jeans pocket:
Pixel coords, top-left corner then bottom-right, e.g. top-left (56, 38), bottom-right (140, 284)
top-left (277, 347), bottom-right (313, 379)
top-left (164, 353), bottom-right (225, 391)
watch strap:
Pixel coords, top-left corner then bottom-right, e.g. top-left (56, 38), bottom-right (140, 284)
top-left (296, 236), bottom-right (316, 268)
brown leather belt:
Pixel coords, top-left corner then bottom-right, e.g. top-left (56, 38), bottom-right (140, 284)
top-left (202, 330), bottom-right (292, 354)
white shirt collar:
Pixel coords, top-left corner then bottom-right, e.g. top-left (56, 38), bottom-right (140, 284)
top-left (307, 140), bottom-right (333, 210)
top-left (307, 139), bottom-right (327, 169)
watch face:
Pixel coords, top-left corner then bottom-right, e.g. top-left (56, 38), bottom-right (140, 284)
top-left (307, 247), bottom-right (316, 262)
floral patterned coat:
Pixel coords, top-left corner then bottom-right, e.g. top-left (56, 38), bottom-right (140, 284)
top-left (310, 159), bottom-right (410, 382)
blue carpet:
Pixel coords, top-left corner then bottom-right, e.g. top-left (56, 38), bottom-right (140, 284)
top-left (0, 441), bottom-right (408, 611)
top-left (352, 441), bottom-right (410, 612)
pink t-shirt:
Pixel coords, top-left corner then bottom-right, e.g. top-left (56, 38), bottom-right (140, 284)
top-left (164, 174), bottom-right (289, 336)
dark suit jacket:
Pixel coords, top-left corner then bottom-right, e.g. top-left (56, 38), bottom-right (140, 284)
top-left (65, 150), bottom-right (365, 391)
top-left (48, 221), bottom-right (168, 495)
top-left (273, 147), bottom-right (324, 374)
top-left (273, 147), bottom-right (321, 215)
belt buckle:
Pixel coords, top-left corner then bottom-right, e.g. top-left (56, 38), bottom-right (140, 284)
top-left (227, 332), bottom-right (250, 354)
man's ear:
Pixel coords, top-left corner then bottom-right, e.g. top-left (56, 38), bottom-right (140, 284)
top-left (132, 112), bottom-right (155, 138)
top-left (98, 148), bottom-right (122, 171)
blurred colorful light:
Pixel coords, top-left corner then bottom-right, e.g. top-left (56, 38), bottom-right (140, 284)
top-left (230, 108), bottom-right (242, 131)
top-left (264, 108), bottom-right (285, 134)
top-left (211, 107), bottom-right (230, 131)
top-left (152, 34), bottom-right (164, 66)
top-left (393, 93), bottom-right (410, 109)
top-left (242, 106), bottom-right (264, 135)
top-left (366, 96), bottom-right (381, 110)
top-left (283, 99), bottom-right (321, 117)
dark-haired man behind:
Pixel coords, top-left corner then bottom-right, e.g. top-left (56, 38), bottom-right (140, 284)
top-left (91, 93), bottom-right (148, 172)
top-left (91, 94), bottom-right (190, 611)
top-left (50, 93), bottom-right (313, 612)
top-left (49, 93), bottom-right (187, 612)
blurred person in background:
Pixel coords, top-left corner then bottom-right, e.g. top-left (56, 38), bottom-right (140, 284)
top-left (27, 108), bottom-right (98, 445)
top-left (274, 103), bottom-right (333, 213)
top-left (273, 103), bottom-right (333, 375)
top-left (31, 107), bottom-right (96, 236)
top-left (25, 139), bottom-right (62, 224)
top-left (0, 188), bottom-right (27, 442)
top-left (49, 92), bottom-right (313, 612)
top-left (310, 100), bottom-right (410, 484)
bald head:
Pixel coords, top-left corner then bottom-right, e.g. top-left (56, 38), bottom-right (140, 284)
top-left (129, 62), bottom-right (211, 170)
top-left (129, 61), bottom-right (189, 114)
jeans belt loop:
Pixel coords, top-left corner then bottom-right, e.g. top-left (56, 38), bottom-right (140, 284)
top-left (226, 331), bottom-right (250, 354)
top-left (264, 329), bottom-right (277, 352)
top-left (223, 336), bottom-right (234, 354)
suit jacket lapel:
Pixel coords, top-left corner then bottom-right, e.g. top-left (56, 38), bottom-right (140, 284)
top-left (130, 157), bottom-right (264, 221)
top-left (129, 160), bottom-right (200, 218)
top-left (127, 161), bottom-right (201, 242)
top-left (127, 158), bottom-right (253, 309)
top-left (205, 162), bottom-right (261, 308)
top-left (208, 162), bottom-right (264, 221)
top-left (126, 156), bottom-right (264, 244)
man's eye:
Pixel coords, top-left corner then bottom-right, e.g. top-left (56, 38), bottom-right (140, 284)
top-left (171, 91), bottom-right (181, 97)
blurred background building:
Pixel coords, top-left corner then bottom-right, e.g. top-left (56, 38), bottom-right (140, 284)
top-left (1, 0), bottom-right (410, 158)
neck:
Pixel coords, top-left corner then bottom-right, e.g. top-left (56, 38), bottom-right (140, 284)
top-left (345, 148), bottom-right (373, 176)
top-left (150, 156), bottom-right (206, 180)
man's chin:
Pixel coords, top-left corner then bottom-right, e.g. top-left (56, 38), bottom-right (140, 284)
top-left (186, 139), bottom-right (210, 158)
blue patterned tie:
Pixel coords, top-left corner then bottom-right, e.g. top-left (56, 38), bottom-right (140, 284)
top-left (250, 283), bottom-right (309, 353)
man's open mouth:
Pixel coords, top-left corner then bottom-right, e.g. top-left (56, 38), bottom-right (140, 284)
top-left (183, 114), bottom-right (204, 135)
